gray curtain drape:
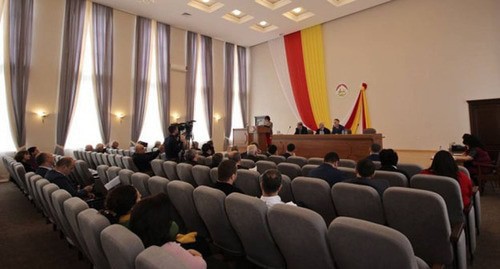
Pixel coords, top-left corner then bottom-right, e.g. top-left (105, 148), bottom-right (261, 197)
top-left (200, 35), bottom-right (213, 138)
top-left (237, 46), bottom-right (248, 127)
top-left (185, 31), bottom-right (197, 122)
top-left (9, 0), bottom-right (34, 150)
top-left (223, 43), bottom-right (234, 149)
top-left (131, 17), bottom-right (151, 143)
top-left (55, 0), bottom-right (86, 155)
top-left (92, 3), bottom-right (113, 145)
top-left (157, 22), bottom-right (170, 137)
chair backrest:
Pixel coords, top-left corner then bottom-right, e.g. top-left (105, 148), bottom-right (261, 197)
top-left (78, 208), bottom-right (111, 269)
top-left (118, 169), bottom-right (134, 185)
top-left (458, 166), bottom-right (470, 178)
top-left (292, 177), bottom-right (336, 224)
top-left (135, 246), bottom-right (189, 269)
top-left (373, 170), bottom-right (408, 187)
top-left (331, 182), bottom-right (385, 224)
top-left (166, 181), bottom-right (209, 238)
top-left (42, 183), bottom-right (60, 222)
top-left (192, 165), bottom-right (213, 187)
top-left (131, 172), bottom-right (151, 197)
top-left (329, 217), bottom-right (422, 269)
top-left (279, 175), bottom-right (294, 203)
top-left (90, 152), bottom-right (99, 168)
top-left (35, 178), bottom-right (50, 217)
top-left (240, 159), bottom-right (256, 169)
top-left (383, 187), bottom-right (453, 266)
top-left (338, 167), bottom-right (356, 179)
top-left (301, 164), bottom-right (319, 177)
top-left (162, 161), bottom-right (179, 181)
top-left (268, 155), bottom-right (286, 164)
top-left (193, 186), bottom-right (243, 255)
top-left (176, 163), bottom-right (196, 186)
top-left (100, 153), bottom-right (110, 166)
top-left (410, 174), bottom-right (464, 224)
top-left (14, 163), bottom-right (28, 192)
top-left (63, 197), bottom-right (91, 259)
top-left (286, 156), bottom-right (308, 167)
top-left (397, 163), bottom-right (423, 179)
top-left (29, 174), bottom-right (43, 209)
top-left (97, 165), bottom-right (110, 184)
top-left (25, 171), bottom-right (36, 199)
top-left (226, 193), bottom-right (285, 269)
top-left (204, 156), bottom-right (213, 167)
top-left (255, 160), bottom-right (277, 174)
top-left (115, 155), bottom-right (125, 168)
top-left (51, 189), bottom-right (77, 246)
top-left (256, 154), bottom-right (268, 161)
top-left (277, 162), bottom-right (301, 180)
top-left (107, 154), bottom-right (117, 166)
top-left (307, 157), bottom-right (324, 165)
top-left (147, 176), bottom-right (170, 196)
top-left (123, 156), bottom-right (139, 172)
top-left (101, 224), bottom-right (145, 269)
top-left (106, 166), bottom-right (122, 182)
top-left (151, 159), bottom-right (166, 177)
top-left (362, 128), bottom-right (376, 134)
top-left (75, 160), bottom-right (94, 186)
top-left (373, 161), bottom-right (382, 169)
top-left (267, 204), bottom-right (334, 269)
top-left (234, 169), bottom-right (261, 197)
top-left (338, 159), bottom-right (356, 168)
top-left (209, 167), bottom-right (218, 184)
top-left (196, 155), bottom-right (206, 166)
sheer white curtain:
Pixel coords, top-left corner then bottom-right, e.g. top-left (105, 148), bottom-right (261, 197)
top-left (0, 6), bottom-right (16, 153)
top-left (230, 45), bottom-right (243, 141)
top-left (65, 8), bottom-right (102, 150)
top-left (192, 34), bottom-right (210, 144)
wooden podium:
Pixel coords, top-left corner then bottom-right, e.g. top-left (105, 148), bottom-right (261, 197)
top-left (254, 126), bottom-right (270, 152)
top-left (232, 126), bottom-right (270, 152)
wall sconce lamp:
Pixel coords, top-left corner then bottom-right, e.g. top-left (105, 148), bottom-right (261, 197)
top-left (116, 112), bottom-right (125, 123)
top-left (172, 112), bottom-right (181, 122)
top-left (36, 111), bottom-right (48, 123)
top-left (214, 113), bottom-right (222, 122)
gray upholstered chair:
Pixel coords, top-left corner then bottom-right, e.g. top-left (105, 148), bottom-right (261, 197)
top-left (226, 193), bottom-right (285, 269)
top-left (329, 217), bottom-right (430, 269)
top-left (204, 156), bottom-right (213, 167)
top-left (192, 165), bottom-right (213, 187)
top-left (35, 178), bottom-right (51, 219)
top-left (268, 155), bottom-right (286, 164)
top-left (209, 167), bottom-right (218, 184)
top-left (122, 156), bottom-right (139, 172)
top-left (100, 153), bottom-right (110, 166)
top-left (196, 155), bottom-right (206, 166)
top-left (14, 163), bottom-right (28, 193)
top-left (135, 246), bottom-right (189, 269)
top-left (277, 162), bottom-right (301, 180)
top-left (151, 159), bottom-right (166, 177)
top-left (398, 163), bottom-right (423, 179)
top-left (75, 160), bottom-right (94, 186)
top-left (101, 224), bottom-right (145, 269)
top-left (193, 186), bottom-right (243, 255)
top-left (162, 161), bottom-right (179, 180)
top-left (166, 181), bottom-right (209, 238)
top-left (292, 177), bottom-right (336, 224)
top-left (176, 163), bottom-right (196, 186)
top-left (107, 154), bottom-right (117, 167)
top-left (279, 175), bottom-right (294, 203)
top-left (373, 170), bottom-right (408, 187)
top-left (256, 154), bottom-right (268, 161)
top-left (131, 172), bottom-right (151, 197)
top-left (115, 155), bottom-right (125, 168)
top-left (331, 182), bottom-right (385, 224)
top-left (106, 166), bottom-right (122, 182)
top-left (338, 158), bottom-right (356, 168)
top-left (256, 160), bottom-right (277, 174)
top-left (338, 167), bottom-right (356, 179)
top-left (267, 204), bottom-right (334, 269)
top-left (64, 197), bottom-right (91, 259)
top-left (301, 164), bottom-right (319, 177)
top-left (234, 169), bottom-right (261, 197)
top-left (29, 174), bottom-right (43, 210)
top-left (307, 157), bottom-right (324, 165)
top-left (90, 152), bottom-right (100, 169)
top-left (286, 156), bottom-right (308, 167)
top-left (51, 189), bottom-right (79, 248)
top-left (42, 183), bottom-right (60, 226)
top-left (384, 187), bottom-right (467, 269)
top-left (78, 208), bottom-right (111, 269)
top-left (118, 169), bottom-right (134, 185)
top-left (147, 176), bottom-right (170, 196)
top-left (97, 165), bottom-right (110, 184)
top-left (373, 161), bottom-right (382, 169)
top-left (240, 159), bottom-right (256, 169)
top-left (24, 171), bottom-right (36, 201)
top-left (362, 128), bottom-right (376, 134)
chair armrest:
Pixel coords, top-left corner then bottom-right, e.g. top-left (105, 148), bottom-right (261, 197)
top-left (472, 186), bottom-right (479, 195)
top-left (450, 221), bottom-right (465, 243)
top-left (463, 202), bottom-right (473, 215)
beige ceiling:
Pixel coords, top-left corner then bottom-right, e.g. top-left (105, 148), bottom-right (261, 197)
top-left (92, 0), bottom-right (393, 47)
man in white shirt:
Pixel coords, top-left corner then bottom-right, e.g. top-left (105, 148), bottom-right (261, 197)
top-left (260, 169), bottom-right (296, 208)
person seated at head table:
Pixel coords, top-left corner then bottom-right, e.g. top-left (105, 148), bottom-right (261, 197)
top-left (332, 118), bottom-right (345, 134)
top-left (315, 123), bottom-right (331, 135)
top-left (294, 122), bottom-right (309, 135)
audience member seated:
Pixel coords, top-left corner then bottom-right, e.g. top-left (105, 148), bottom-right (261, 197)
top-left (14, 150), bottom-right (35, 172)
top-left (315, 122), bottom-right (331, 135)
top-left (282, 143), bottom-right (296, 159)
top-left (227, 151), bottom-right (247, 170)
top-left (45, 157), bottom-right (95, 199)
top-left (378, 149), bottom-right (410, 179)
top-left (35, 152), bottom-right (55, 177)
top-left (229, 145), bottom-right (239, 152)
top-left (100, 185), bottom-right (141, 227)
top-left (260, 169), bottom-right (296, 208)
top-left (210, 153), bottom-right (223, 169)
top-left (201, 143), bottom-right (213, 157)
top-left (137, 141), bottom-right (148, 148)
top-left (420, 150), bottom-right (473, 208)
top-left (110, 140), bottom-right (120, 150)
top-left (130, 193), bottom-right (206, 269)
top-left (191, 141), bottom-right (200, 151)
top-left (308, 152), bottom-right (346, 187)
top-left (250, 142), bottom-right (262, 154)
top-left (152, 141), bottom-right (162, 152)
top-left (462, 133), bottom-right (492, 183)
top-left (214, 160), bottom-right (243, 196)
top-left (28, 146), bottom-right (40, 170)
top-left (242, 144), bottom-right (259, 162)
top-left (266, 144), bottom-right (278, 157)
top-left (85, 144), bottom-right (94, 152)
top-left (133, 144), bottom-right (162, 176)
top-left (95, 143), bottom-right (106, 153)
top-left (331, 118), bottom-right (345, 134)
top-left (366, 143), bottom-right (382, 162)
top-left (294, 122), bottom-right (309, 135)
top-left (163, 125), bottom-right (186, 162)
top-left (184, 149), bottom-right (199, 166)
top-left (344, 159), bottom-right (389, 197)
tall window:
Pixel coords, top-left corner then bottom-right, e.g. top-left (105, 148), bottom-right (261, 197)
top-left (65, 12), bottom-right (102, 150)
top-left (231, 46), bottom-right (244, 135)
top-left (0, 11), bottom-right (16, 152)
top-left (192, 35), bottom-right (210, 144)
top-left (138, 23), bottom-right (163, 146)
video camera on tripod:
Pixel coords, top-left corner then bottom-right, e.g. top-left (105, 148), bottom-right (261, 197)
top-left (172, 120), bottom-right (195, 140)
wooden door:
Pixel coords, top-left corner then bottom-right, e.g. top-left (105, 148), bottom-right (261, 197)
top-left (468, 98), bottom-right (500, 160)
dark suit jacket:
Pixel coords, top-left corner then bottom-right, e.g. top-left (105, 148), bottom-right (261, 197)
top-left (366, 154), bottom-right (380, 162)
top-left (133, 151), bottom-right (161, 175)
top-left (378, 165), bottom-right (410, 180)
top-left (214, 182), bottom-right (243, 196)
top-left (344, 177), bottom-right (389, 198)
top-left (315, 128), bottom-right (331, 134)
top-left (45, 170), bottom-right (87, 198)
top-left (163, 135), bottom-right (182, 161)
top-left (308, 163), bottom-right (345, 187)
top-left (294, 127), bottom-right (309, 135)
top-left (35, 167), bottom-right (51, 178)
top-left (332, 125), bottom-right (345, 134)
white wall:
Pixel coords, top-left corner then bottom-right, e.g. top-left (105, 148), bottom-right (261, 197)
top-left (249, 0), bottom-right (500, 150)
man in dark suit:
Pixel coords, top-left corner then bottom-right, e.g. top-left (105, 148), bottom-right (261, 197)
top-left (133, 144), bottom-right (162, 176)
top-left (332, 118), bottom-right (345, 134)
top-left (45, 157), bottom-right (94, 199)
top-left (377, 149), bottom-right (410, 180)
top-left (35, 152), bottom-right (55, 178)
top-left (366, 143), bottom-right (382, 162)
top-left (294, 122), bottom-right (309, 135)
top-left (315, 122), bottom-right (331, 135)
top-left (214, 160), bottom-right (243, 196)
top-left (228, 151), bottom-right (248, 170)
top-left (163, 125), bottom-right (185, 162)
top-left (308, 152), bottom-right (345, 187)
top-left (282, 143), bottom-right (296, 159)
top-left (344, 159), bottom-right (389, 197)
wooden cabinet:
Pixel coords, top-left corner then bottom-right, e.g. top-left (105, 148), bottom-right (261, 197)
top-left (468, 98), bottom-right (500, 160)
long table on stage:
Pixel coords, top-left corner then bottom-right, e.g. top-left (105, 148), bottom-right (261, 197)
top-left (272, 134), bottom-right (383, 161)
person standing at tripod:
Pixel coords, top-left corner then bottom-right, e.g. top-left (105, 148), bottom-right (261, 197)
top-left (163, 125), bottom-right (186, 162)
